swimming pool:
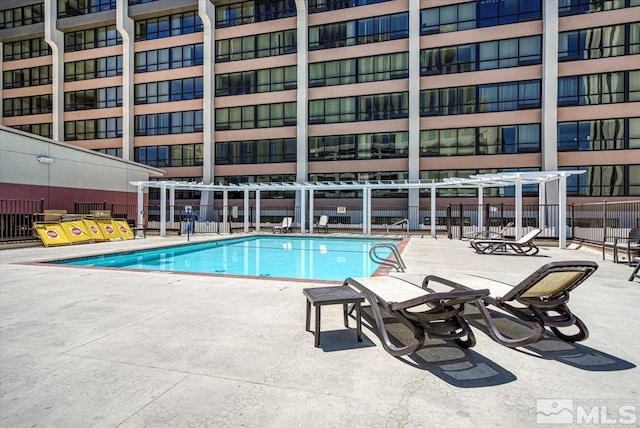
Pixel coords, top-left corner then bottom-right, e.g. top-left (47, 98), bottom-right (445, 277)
top-left (47, 236), bottom-right (400, 281)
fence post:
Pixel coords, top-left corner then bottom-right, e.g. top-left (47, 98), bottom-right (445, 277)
top-left (570, 203), bottom-right (575, 239)
top-left (446, 204), bottom-right (452, 239)
top-left (40, 198), bottom-right (45, 213)
top-left (458, 203), bottom-right (463, 240)
top-left (485, 203), bottom-right (490, 232)
top-left (500, 202), bottom-right (505, 226)
top-left (602, 200), bottom-right (608, 260)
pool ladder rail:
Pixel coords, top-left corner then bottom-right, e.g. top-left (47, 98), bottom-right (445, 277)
top-left (386, 219), bottom-right (409, 237)
top-left (369, 242), bottom-right (406, 272)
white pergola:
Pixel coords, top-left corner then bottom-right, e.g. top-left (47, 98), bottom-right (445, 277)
top-left (130, 170), bottom-right (584, 248)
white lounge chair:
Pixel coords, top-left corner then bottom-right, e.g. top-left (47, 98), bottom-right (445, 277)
top-left (273, 217), bottom-right (293, 233)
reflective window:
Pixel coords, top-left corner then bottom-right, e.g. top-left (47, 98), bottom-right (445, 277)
top-left (310, 52), bottom-right (408, 87)
top-left (135, 78), bottom-right (203, 104)
top-left (309, 13), bottom-right (408, 50)
top-left (10, 123), bottom-right (52, 139)
top-left (135, 144), bottom-right (203, 167)
top-left (216, 139), bottom-right (296, 164)
top-left (3, 65), bottom-right (52, 89)
top-left (309, 132), bottom-right (408, 161)
top-left (558, 71), bottom-right (627, 105)
top-left (559, 24), bottom-right (629, 61)
top-left (559, 0), bottom-right (633, 16)
top-left (309, 92), bottom-right (408, 124)
top-left (215, 102), bottom-right (296, 130)
top-left (216, 66), bottom-right (296, 96)
top-left (65, 86), bottom-right (123, 111)
top-left (135, 11), bottom-right (203, 41)
top-left (3, 95), bottom-right (52, 117)
top-left (64, 117), bottom-right (123, 140)
top-left (65, 25), bottom-right (122, 52)
top-left (562, 165), bottom-right (627, 196)
top-left (58, 0), bottom-right (116, 17)
top-left (134, 110), bottom-right (203, 136)
top-left (3, 37), bottom-right (51, 61)
top-left (216, 0), bottom-right (296, 27)
top-left (0, 3), bottom-right (44, 29)
top-left (215, 30), bottom-right (296, 62)
top-left (64, 55), bottom-right (123, 81)
top-left (135, 44), bottom-right (203, 72)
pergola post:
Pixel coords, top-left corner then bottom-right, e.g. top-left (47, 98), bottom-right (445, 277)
top-left (159, 183), bottom-right (167, 237)
top-left (515, 174), bottom-right (523, 239)
top-left (559, 173), bottom-right (567, 248)
top-left (309, 189), bottom-right (315, 234)
top-left (136, 184), bottom-right (144, 237)
top-left (222, 190), bottom-right (229, 234)
top-left (430, 183), bottom-right (437, 239)
top-left (300, 188), bottom-right (306, 234)
top-left (255, 190), bottom-right (261, 232)
top-left (243, 188), bottom-right (250, 233)
top-left (477, 187), bottom-right (484, 233)
top-left (169, 188), bottom-right (175, 227)
top-left (538, 180), bottom-right (546, 231)
top-left (362, 187), bottom-right (370, 236)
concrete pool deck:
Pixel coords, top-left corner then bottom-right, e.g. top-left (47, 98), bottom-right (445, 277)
top-left (1, 234), bottom-right (639, 427)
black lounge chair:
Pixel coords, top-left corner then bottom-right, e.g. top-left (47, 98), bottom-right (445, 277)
top-left (470, 228), bottom-right (542, 255)
top-left (463, 221), bottom-right (514, 240)
top-left (424, 260), bottom-right (598, 348)
top-left (343, 276), bottom-right (489, 357)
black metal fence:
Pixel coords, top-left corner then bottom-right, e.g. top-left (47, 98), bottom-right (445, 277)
top-left (3, 198), bottom-right (639, 250)
top-left (0, 199), bottom-right (44, 241)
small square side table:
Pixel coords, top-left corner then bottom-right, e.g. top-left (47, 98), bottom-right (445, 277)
top-left (303, 285), bottom-right (365, 347)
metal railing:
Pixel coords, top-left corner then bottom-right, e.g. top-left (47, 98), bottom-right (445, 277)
top-left (3, 198), bottom-right (638, 252)
top-left (369, 242), bottom-right (406, 272)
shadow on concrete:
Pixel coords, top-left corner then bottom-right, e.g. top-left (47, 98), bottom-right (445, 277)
top-left (519, 339), bottom-right (636, 371)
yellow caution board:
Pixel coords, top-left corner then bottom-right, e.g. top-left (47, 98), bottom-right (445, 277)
top-left (112, 219), bottom-right (135, 240)
top-left (82, 219), bottom-right (106, 241)
top-left (59, 219), bottom-right (93, 244)
top-left (34, 223), bottom-right (72, 247)
top-left (96, 219), bottom-right (121, 240)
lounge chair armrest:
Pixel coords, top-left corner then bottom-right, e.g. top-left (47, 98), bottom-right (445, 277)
top-left (422, 274), bottom-right (472, 291)
top-left (389, 288), bottom-right (489, 311)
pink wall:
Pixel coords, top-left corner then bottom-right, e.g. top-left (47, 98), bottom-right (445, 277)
top-left (0, 182), bottom-right (145, 213)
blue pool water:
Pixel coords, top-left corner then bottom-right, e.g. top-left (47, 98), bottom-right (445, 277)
top-left (48, 236), bottom-right (398, 281)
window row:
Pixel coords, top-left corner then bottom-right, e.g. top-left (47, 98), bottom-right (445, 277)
top-left (421, 36), bottom-right (541, 76)
top-left (216, 66), bottom-right (296, 96)
top-left (216, 138), bottom-right (297, 165)
top-left (420, 168), bottom-right (540, 198)
top-left (308, 172), bottom-right (409, 198)
top-left (561, 165), bottom-right (640, 196)
top-left (135, 77), bottom-right (203, 104)
top-left (309, 12), bottom-right (408, 50)
top-left (309, 132), bottom-right (408, 161)
top-left (3, 95), bottom-right (52, 117)
top-left (2, 37), bottom-right (51, 62)
top-left (149, 177), bottom-right (203, 200)
top-left (309, 0), bottom-right (390, 13)
top-left (65, 117), bottom-right (122, 140)
top-left (309, 92), bottom-right (408, 124)
top-left (421, 1), bottom-right (541, 35)
top-left (93, 147), bottom-right (123, 158)
top-left (3, 66), bottom-right (52, 89)
top-left (215, 174), bottom-right (298, 199)
top-left (215, 102), bottom-right (296, 130)
top-left (135, 10), bottom-right (203, 41)
top-left (559, 0), bottom-right (640, 16)
top-left (310, 52), bottom-right (408, 87)
top-left (559, 23), bottom-right (640, 61)
top-left (57, 0), bottom-right (116, 18)
top-left (421, 124), bottom-right (541, 157)
top-left (0, 3), bottom-right (44, 29)
top-left (10, 123), bottom-right (52, 139)
top-left (65, 86), bottom-right (122, 111)
top-left (135, 144), bottom-right (203, 167)
top-left (129, 0), bottom-right (158, 5)
top-left (215, 0), bottom-right (296, 28)
top-left (420, 80), bottom-right (541, 116)
top-left (215, 30), bottom-right (296, 62)
top-left (558, 117), bottom-right (640, 151)
top-left (64, 55), bottom-right (123, 81)
top-left (65, 24), bottom-right (122, 52)
top-left (558, 71), bottom-right (640, 105)
top-left (135, 44), bottom-right (203, 73)
top-left (134, 110), bottom-right (203, 136)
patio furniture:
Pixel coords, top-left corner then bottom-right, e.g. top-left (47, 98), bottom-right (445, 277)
top-left (273, 217), bottom-right (293, 233)
top-left (464, 222), bottom-right (514, 240)
top-left (614, 228), bottom-right (640, 266)
top-left (303, 286), bottom-right (365, 347)
top-left (343, 275), bottom-right (489, 357)
top-left (470, 228), bottom-right (542, 255)
top-left (630, 257), bottom-right (640, 282)
top-left (426, 260), bottom-right (598, 348)
top-left (315, 215), bottom-right (329, 233)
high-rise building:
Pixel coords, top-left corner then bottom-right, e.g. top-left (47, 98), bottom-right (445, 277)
top-left (1, 0), bottom-right (639, 210)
